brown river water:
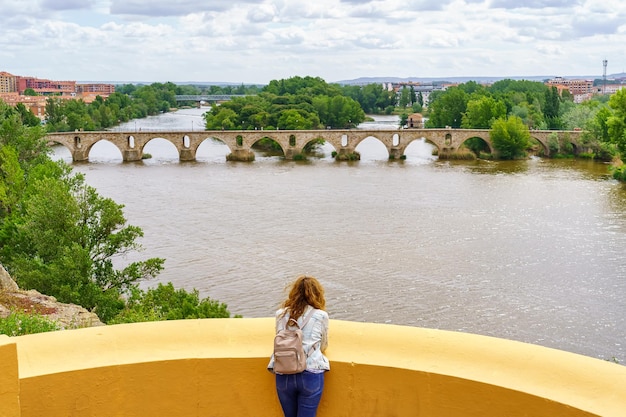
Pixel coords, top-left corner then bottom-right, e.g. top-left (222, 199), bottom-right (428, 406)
top-left (52, 109), bottom-right (625, 363)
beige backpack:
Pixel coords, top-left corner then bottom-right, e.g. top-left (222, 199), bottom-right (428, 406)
top-left (272, 309), bottom-right (316, 374)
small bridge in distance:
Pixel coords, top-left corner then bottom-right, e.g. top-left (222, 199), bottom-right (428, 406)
top-left (47, 128), bottom-right (584, 163)
top-left (174, 95), bottom-right (247, 103)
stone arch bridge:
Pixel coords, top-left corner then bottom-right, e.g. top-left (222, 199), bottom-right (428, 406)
top-left (47, 129), bottom-right (583, 162)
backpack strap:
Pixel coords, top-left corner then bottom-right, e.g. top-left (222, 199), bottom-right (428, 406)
top-left (285, 307), bottom-right (316, 329)
top-left (300, 308), bottom-right (316, 328)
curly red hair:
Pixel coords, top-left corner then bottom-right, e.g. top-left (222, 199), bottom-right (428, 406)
top-left (281, 275), bottom-right (326, 320)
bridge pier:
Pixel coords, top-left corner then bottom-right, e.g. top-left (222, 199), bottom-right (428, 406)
top-left (335, 148), bottom-right (360, 161)
top-left (226, 149), bottom-right (255, 162)
top-left (180, 149), bottom-right (196, 162)
top-left (122, 149), bottom-right (142, 162)
top-left (284, 148), bottom-right (297, 160)
top-left (71, 149), bottom-right (89, 162)
top-left (389, 148), bottom-right (404, 160)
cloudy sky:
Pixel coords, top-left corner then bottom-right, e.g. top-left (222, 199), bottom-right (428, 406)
top-left (1, 0), bottom-right (625, 84)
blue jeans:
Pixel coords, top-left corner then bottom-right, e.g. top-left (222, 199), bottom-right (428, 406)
top-left (275, 371), bottom-right (325, 417)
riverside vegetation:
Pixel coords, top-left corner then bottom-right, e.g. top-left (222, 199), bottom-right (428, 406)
top-left (0, 100), bottom-right (239, 336)
top-left (3, 76), bottom-right (626, 335)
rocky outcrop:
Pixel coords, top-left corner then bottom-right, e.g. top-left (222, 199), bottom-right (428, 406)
top-left (0, 263), bottom-right (104, 329)
top-left (0, 264), bottom-right (18, 292)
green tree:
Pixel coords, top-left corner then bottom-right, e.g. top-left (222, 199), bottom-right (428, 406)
top-left (1, 160), bottom-right (164, 322)
top-left (44, 98), bottom-right (66, 130)
top-left (342, 83), bottom-right (395, 114)
top-left (110, 282), bottom-right (234, 323)
top-left (510, 101), bottom-right (546, 130)
top-left (425, 87), bottom-right (468, 128)
top-left (410, 86), bottom-right (417, 107)
top-left (0, 145), bottom-right (25, 216)
top-left (399, 112), bottom-right (409, 128)
top-left (544, 86), bottom-right (562, 129)
top-left (277, 109), bottom-right (317, 130)
top-left (0, 101), bottom-right (50, 172)
top-left (63, 99), bottom-right (91, 131)
top-left (590, 106), bottom-right (613, 144)
top-left (399, 86), bottom-right (410, 108)
top-left (490, 116), bottom-right (531, 160)
top-left (461, 96), bottom-right (507, 129)
top-left (14, 103), bottom-right (41, 127)
top-left (606, 88), bottom-right (626, 155)
top-left (204, 106), bottom-right (239, 130)
top-left (313, 95), bottom-right (364, 128)
top-left (561, 100), bottom-right (603, 131)
top-left (23, 88), bottom-right (37, 96)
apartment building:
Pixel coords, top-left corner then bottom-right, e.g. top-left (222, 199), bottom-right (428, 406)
top-left (546, 77), bottom-right (595, 94)
top-left (0, 71), bottom-right (18, 93)
top-left (76, 83), bottom-right (115, 94)
top-left (0, 70), bottom-right (116, 117)
top-left (17, 76), bottom-right (77, 96)
top-left (0, 92), bottom-right (47, 119)
top-left (601, 84), bottom-right (625, 94)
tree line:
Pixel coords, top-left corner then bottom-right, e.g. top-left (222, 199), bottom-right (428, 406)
top-left (424, 79), bottom-right (626, 171)
top-left (42, 82), bottom-right (263, 132)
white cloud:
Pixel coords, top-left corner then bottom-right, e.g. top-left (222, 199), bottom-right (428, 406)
top-left (0, 0), bottom-right (624, 83)
top-left (41, 0), bottom-right (98, 11)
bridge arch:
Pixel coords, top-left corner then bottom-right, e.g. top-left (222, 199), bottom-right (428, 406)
top-left (59, 135), bottom-right (126, 161)
top-left (529, 134), bottom-right (550, 156)
top-left (459, 135), bottom-right (494, 156)
top-left (250, 135), bottom-right (286, 157)
top-left (403, 138), bottom-right (438, 160)
top-left (48, 138), bottom-right (72, 155)
top-left (201, 135), bottom-right (233, 152)
top-left (298, 135), bottom-right (330, 157)
top-left (140, 136), bottom-right (181, 160)
top-left (195, 136), bottom-right (232, 161)
top-left (87, 139), bottom-right (124, 161)
top-left (401, 131), bottom-right (452, 154)
top-left (354, 135), bottom-right (390, 160)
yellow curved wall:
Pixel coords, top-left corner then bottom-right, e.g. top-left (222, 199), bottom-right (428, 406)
top-left (3, 319), bottom-right (625, 417)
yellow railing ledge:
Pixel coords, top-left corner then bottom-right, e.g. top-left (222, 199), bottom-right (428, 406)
top-left (3, 318), bottom-right (625, 417)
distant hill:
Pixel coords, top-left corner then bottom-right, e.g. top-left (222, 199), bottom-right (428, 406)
top-left (78, 73), bottom-right (626, 87)
top-left (334, 74), bottom-right (626, 85)
top-left (78, 81), bottom-right (264, 87)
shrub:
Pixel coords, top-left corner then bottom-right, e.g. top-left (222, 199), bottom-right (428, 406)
top-left (334, 151), bottom-right (360, 161)
top-left (109, 282), bottom-right (238, 324)
top-left (0, 310), bottom-right (59, 336)
top-left (611, 164), bottom-right (626, 182)
top-left (439, 150), bottom-right (476, 160)
top-left (577, 152), bottom-right (595, 159)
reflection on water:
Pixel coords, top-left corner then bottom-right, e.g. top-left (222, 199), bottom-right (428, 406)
top-left (51, 109), bottom-right (626, 363)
